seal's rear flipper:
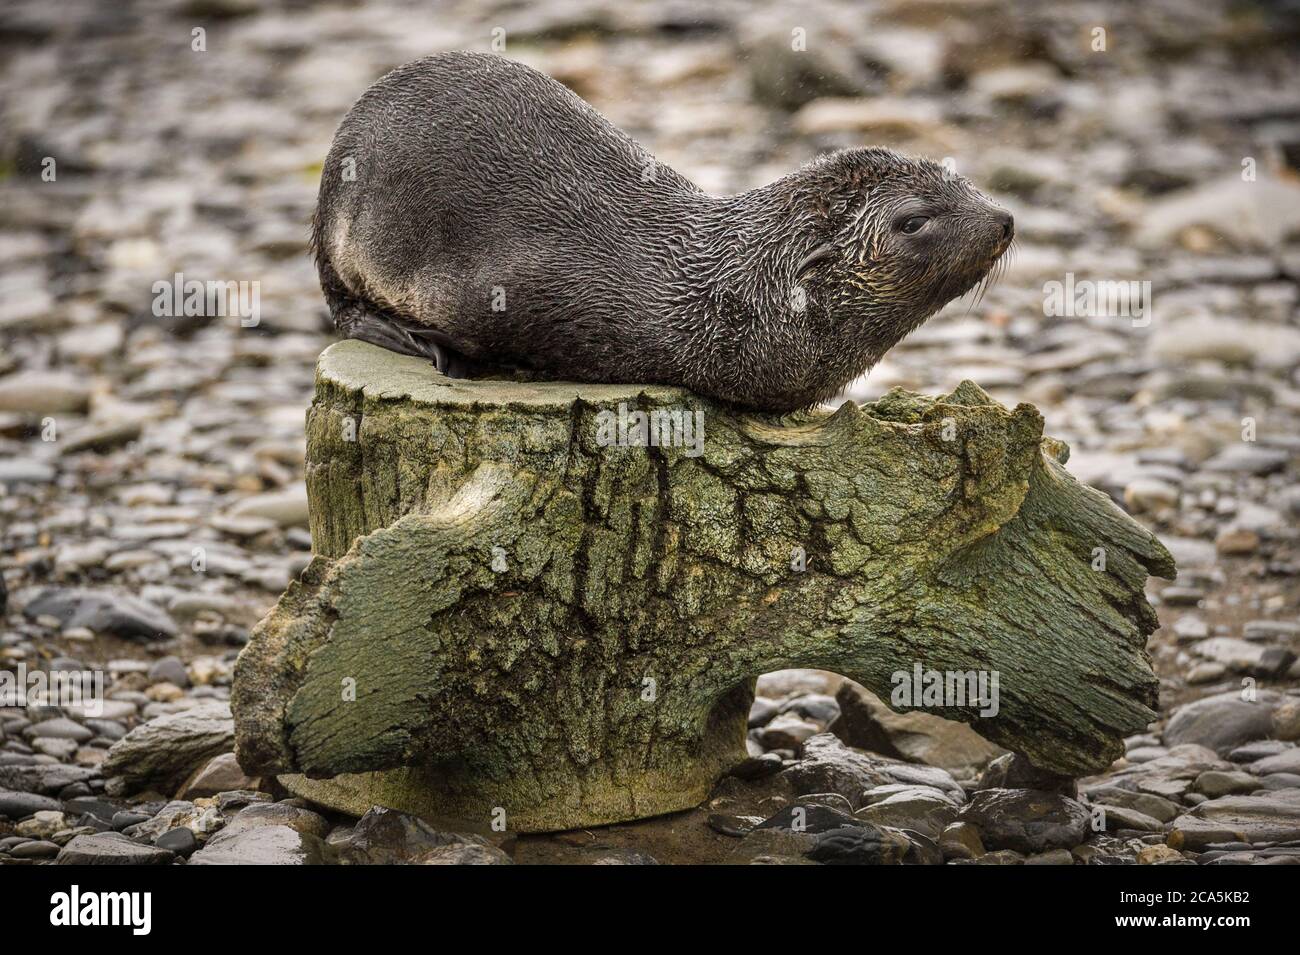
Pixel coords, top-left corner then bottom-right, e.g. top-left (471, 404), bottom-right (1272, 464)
top-left (339, 310), bottom-right (472, 378)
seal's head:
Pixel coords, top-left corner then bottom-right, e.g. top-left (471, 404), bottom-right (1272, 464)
top-left (791, 147), bottom-right (1014, 363)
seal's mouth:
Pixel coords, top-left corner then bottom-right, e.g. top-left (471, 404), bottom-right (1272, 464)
top-left (967, 207), bottom-right (1015, 301)
top-left (965, 234), bottom-right (1015, 310)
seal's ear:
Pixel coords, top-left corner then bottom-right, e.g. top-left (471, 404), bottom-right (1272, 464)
top-left (796, 242), bottom-right (837, 280)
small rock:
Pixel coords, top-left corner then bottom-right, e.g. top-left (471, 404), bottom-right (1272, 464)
top-left (1172, 616), bottom-right (1209, 642)
top-left (729, 752), bottom-right (784, 780)
top-left (189, 824), bottom-right (331, 865)
top-left (130, 800), bottom-right (223, 843)
top-left (779, 693), bottom-right (840, 725)
top-left (22, 588), bottom-right (177, 641)
top-left (959, 788), bottom-right (1091, 853)
top-left (939, 821), bottom-right (985, 860)
top-left (1163, 691), bottom-right (1278, 755)
top-left (1228, 740), bottom-right (1290, 762)
top-left (10, 839), bottom-right (60, 859)
top-left (154, 827), bottom-right (197, 856)
top-left (1168, 791), bottom-right (1300, 850)
top-left (421, 843), bottom-right (513, 864)
top-left (101, 700), bottom-right (234, 795)
top-left (1137, 844), bottom-right (1187, 865)
top-left (147, 656), bottom-right (190, 688)
top-left (0, 790), bottom-right (62, 817)
top-left (1124, 478), bottom-right (1180, 512)
top-left (832, 682), bottom-right (1005, 773)
top-left (223, 801), bottom-right (330, 839)
top-left (1195, 770), bottom-right (1262, 798)
top-left (852, 784), bottom-right (957, 840)
top-left (25, 718), bottom-right (93, 743)
top-left (756, 803), bottom-right (860, 835)
top-left (747, 697), bottom-right (780, 728)
top-left (967, 849), bottom-right (1025, 865)
top-left (0, 460), bottom-right (56, 484)
top-left (1244, 621), bottom-right (1300, 642)
top-left (177, 752), bottom-right (258, 799)
top-left (1025, 848), bottom-right (1075, 865)
top-left (778, 734), bottom-right (893, 807)
top-left (1135, 174), bottom-right (1300, 251)
top-left (976, 753), bottom-right (1077, 796)
top-left (1187, 662), bottom-right (1228, 684)
top-left (56, 832), bottom-right (175, 865)
top-left (227, 485), bottom-right (309, 528)
top-left (756, 713), bottom-right (821, 749)
top-left (806, 824), bottom-right (909, 865)
top-left (1190, 638), bottom-right (1272, 672)
top-left (1251, 748), bottom-right (1300, 776)
top-left (111, 810), bottom-right (152, 831)
top-left (1095, 804), bottom-right (1164, 833)
top-left (1216, 527), bottom-right (1260, 556)
top-left (333, 806), bottom-right (502, 865)
top-left (0, 370), bottom-right (91, 414)
top-left (0, 764), bottom-right (99, 796)
top-left (707, 813), bottom-right (761, 837)
top-left (16, 809), bottom-right (68, 839)
top-left (1201, 445), bottom-right (1290, 476)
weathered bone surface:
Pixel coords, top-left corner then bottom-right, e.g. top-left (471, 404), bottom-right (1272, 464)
top-left (232, 340), bottom-right (1175, 832)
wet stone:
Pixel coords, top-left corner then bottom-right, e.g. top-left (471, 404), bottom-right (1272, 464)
top-left (11, 839), bottom-right (61, 859)
top-left (707, 813), bottom-right (762, 837)
top-left (805, 824), bottom-right (908, 865)
top-left (778, 734), bottom-right (894, 807)
top-left (153, 826), bottom-right (197, 856)
top-left (959, 789), bottom-right (1092, 854)
top-left (1095, 804), bottom-right (1164, 833)
top-left (56, 832), bottom-right (175, 865)
top-left (189, 824), bottom-right (332, 865)
top-left (756, 803), bottom-right (861, 835)
top-left (0, 790), bottom-right (62, 818)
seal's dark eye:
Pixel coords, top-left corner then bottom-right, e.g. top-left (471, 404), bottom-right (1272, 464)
top-left (899, 215), bottom-right (929, 235)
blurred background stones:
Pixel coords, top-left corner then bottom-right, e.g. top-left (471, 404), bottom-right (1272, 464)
top-left (1, 0), bottom-right (1298, 864)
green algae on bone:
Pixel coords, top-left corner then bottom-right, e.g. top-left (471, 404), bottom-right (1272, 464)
top-left (233, 340), bottom-right (1174, 832)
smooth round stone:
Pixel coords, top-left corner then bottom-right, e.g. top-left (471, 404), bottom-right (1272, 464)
top-left (1228, 740), bottom-right (1291, 762)
top-left (0, 371), bottom-right (91, 414)
top-left (210, 514), bottom-right (279, 538)
top-left (111, 810), bottom-right (152, 831)
top-left (1195, 770), bottom-right (1261, 798)
top-left (63, 796), bottom-right (121, 825)
top-left (55, 832), bottom-right (175, 865)
top-left (0, 460), bottom-right (56, 484)
top-left (747, 697), bottom-right (780, 728)
top-left (154, 827), bottom-right (197, 856)
top-left (31, 738), bottom-right (78, 760)
top-left (707, 812), bottom-right (761, 837)
top-left (11, 839), bottom-right (60, 859)
top-left (147, 656), bottom-right (190, 688)
top-left (26, 718), bottom-right (94, 743)
top-left (83, 719), bottom-right (127, 741)
top-left (779, 693), bottom-right (841, 724)
top-left (0, 790), bottom-right (62, 818)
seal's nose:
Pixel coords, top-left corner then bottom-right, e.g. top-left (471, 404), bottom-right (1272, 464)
top-left (996, 210), bottom-right (1014, 243)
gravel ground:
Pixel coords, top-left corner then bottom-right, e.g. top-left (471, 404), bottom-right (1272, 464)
top-left (1, 0), bottom-right (1299, 864)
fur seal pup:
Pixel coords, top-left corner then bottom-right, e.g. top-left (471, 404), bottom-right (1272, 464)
top-left (312, 52), bottom-right (1014, 412)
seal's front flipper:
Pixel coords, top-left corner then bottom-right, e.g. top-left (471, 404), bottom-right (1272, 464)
top-left (338, 310), bottom-right (471, 378)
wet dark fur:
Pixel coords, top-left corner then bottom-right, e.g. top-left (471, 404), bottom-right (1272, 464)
top-left (312, 51), bottom-right (1013, 412)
